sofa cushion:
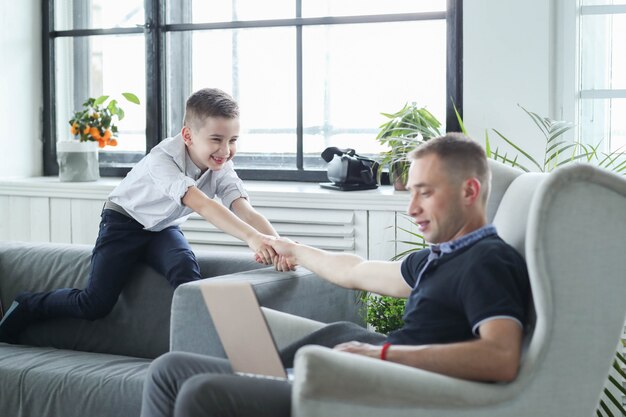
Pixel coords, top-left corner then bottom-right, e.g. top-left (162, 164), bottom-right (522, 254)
top-left (0, 343), bottom-right (150, 417)
top-left (0, 241), bottom-right (264, 358)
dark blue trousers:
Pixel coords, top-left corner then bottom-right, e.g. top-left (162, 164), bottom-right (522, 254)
top-left (19, 209), bottom-right (202, 321)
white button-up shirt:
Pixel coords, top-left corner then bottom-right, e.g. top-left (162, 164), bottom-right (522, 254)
top-left (108, 133), bottom-right (249, 231)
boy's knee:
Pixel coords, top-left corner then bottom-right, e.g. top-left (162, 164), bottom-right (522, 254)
top-left (167, 251), bottom-right (201, 286)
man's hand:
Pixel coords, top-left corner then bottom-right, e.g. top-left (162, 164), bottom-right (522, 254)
top-left (263, 236), bottom-right (299, 266)
top-left (333, 341), bottom-right (381, 359)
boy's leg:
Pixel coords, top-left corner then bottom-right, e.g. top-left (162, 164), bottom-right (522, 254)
top-left (174, 374), bottom-right (291, 417)
top-left (3, 210), bottom-right (150, 338)
top-left (141, 352), bottom-right (232, 417)
top-left (143, 226), bottom-right (202, 288)
top-left (279, 321), bottom-right (387, 368)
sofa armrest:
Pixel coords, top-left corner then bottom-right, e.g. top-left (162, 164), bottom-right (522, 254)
top-left (170, 267), bottom-right (362, 357)
top-left (292, 345), bottom-right (516, 415)
top-left (261, 307), bottom-right (326, 350)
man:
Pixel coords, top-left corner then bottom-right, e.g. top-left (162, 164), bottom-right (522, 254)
top-left (140, 133), bottom-right (530, 417)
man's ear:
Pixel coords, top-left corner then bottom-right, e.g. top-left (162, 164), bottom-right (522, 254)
top-left (463, 178), bottom-right (482, 205)
top-left (181, 126), bottom-right (192, 145)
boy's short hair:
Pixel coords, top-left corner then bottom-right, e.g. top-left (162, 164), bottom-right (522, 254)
top-left (183, 88), bottom-right (239, 130)
top-left (408, 133), bottom-right (491, 204)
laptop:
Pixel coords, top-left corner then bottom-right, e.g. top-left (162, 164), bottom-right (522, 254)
top-left (199, 281), bottom-right (294, 381)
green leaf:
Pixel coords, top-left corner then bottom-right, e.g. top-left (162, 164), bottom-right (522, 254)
top-left (598, 398), bottom-right (613, 417)
top-left (519, 105), bottom-right (550, 140)
top-left (116, 107), bottom-right (125, 121)
top-left (492, 128), bottom-right (543, 171)
top-left (485, 129), bottom-right (492, 157)
top-left (453, 101), bottom-right (467, 135)
top-left (121, 92), bottom-right (140, 105)
top-left (547, 123), bottom-right (574, 144)
top-left (94, 95), bottom-right (109, 106)
top-left (603, 384), bottom-right (626, 415)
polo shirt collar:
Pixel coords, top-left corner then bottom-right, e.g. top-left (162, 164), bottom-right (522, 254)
top-left (429, 224), bottom-right (498, 258)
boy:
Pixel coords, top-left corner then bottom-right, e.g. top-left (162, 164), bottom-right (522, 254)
top-left (0, 88), bottom-right (288, 344)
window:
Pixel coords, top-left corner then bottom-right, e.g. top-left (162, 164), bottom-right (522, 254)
top-left (579, 1), bottom-right (626, 153)
top-left (43, 0), bottom-right (463, 181)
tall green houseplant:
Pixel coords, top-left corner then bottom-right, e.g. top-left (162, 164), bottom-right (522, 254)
top-left (376, 102), bottom-right (442, 189)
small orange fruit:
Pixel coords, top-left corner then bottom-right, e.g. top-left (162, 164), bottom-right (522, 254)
top-left (103, 129), bottom-right (112, 141)
top-left (98, 138), bottom-right (106, 148)
top-left (70, 123), bottom-right (78, 135)
top-left (109, 138), bottom-right (118, 147)
top-left (90, 127), bottom-right (102, 140)
top-left (82, 126), bottom-right (90, 135)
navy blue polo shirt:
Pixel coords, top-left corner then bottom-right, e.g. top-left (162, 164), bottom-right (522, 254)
top-left (386, 227), bottom-right (530, 345)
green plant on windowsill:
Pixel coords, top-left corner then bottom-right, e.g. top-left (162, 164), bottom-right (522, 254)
top-left (69, 92), bottom-right (140, 148)
top-left (376, 102), bottom-right (442, 190)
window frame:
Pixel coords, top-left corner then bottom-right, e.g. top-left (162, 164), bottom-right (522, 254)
top-left (42, 0), bottom-right (463, 181)
top-left (578, 3), bottom-right (626, 153)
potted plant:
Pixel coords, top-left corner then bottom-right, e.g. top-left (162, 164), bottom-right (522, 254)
top-left (376, 102), bottom-right (442, 190)
top-left (57, 92), bottom-right (140, 182)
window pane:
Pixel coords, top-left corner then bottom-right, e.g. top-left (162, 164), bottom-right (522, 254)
top-left (54, 0), bottom-right (144, 30)
top-left (302, 21), bottom-right (446, 169)
top-left (579, 98), bottom-right (626, 153)
top-left (167, 28), bottom-right (296, 168)
top-left (580, 14), bottom-right (626, 90)
top-left (166, 0), bottom-right (294, 24)
top-left (55, 35), bottom-right (146, 153)
top-left (302, 0), bottom-right (445, 17)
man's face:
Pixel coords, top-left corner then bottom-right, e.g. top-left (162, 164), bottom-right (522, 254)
top-left (406, 153), bottom-right (468, 244)
top-left (183, 116), bottom-right (240, 171)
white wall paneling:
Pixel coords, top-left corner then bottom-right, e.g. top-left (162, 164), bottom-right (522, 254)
top-left (0, 178), bottom-right (412, 260)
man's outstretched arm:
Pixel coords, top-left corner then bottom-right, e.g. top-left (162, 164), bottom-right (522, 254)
top-left (266, 237), bottom-right (411, 298)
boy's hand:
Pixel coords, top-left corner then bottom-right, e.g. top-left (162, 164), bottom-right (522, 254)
top-left (248, 234), bottom-right (276, 265)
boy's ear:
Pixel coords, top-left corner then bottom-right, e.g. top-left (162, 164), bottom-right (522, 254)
top-left (181, 126), bottom-right (192, 145)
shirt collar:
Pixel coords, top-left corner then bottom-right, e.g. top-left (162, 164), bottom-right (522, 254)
top-left (184, 148), bottom-right (203, 180)
top-left (429, 224), bottom-right (498, 258)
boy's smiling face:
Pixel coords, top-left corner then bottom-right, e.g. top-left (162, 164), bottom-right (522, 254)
top-left (182, 116), bottom-right (240, 172)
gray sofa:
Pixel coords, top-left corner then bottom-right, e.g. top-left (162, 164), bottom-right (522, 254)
top-left (0, 241), bottom-right (362, 417)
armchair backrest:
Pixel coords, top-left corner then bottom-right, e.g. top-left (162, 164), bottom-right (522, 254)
top-left (488, 162), bottom-right (626, 414)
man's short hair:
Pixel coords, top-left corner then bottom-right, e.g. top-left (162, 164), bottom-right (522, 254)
top-left (183, 88), bottom-right (239, 130)
top-left (408, 133), bottom-right (491, 203)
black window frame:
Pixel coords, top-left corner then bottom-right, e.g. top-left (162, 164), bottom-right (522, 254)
top-left (42, 0), bottom-right (463, 182)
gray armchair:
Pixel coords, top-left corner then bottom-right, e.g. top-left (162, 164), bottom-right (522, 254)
top-left (263, 161), bottom-right (626, 417)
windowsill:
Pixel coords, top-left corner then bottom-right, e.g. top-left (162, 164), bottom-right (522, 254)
top-left (0, 176), bottom-right (410, 211)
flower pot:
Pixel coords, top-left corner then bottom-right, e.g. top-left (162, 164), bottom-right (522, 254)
top-left (57, 140), bottom-right (100, 182)
top-left (390, 159), bottom-right (409, 191)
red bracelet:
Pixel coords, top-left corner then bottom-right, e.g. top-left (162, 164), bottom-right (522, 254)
top-left (380, 342), bottom-right (392, 360)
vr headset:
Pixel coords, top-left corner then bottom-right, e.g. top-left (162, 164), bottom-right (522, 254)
top-left (319, 147), bottom-right (379, 191)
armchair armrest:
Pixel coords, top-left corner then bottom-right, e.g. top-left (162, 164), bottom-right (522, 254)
top-left (170, 267), bottom-right (362, 357)
top-left (261, 307), bottom-right (325, 350)
top-left (292, 346), bottom-right (519, 412)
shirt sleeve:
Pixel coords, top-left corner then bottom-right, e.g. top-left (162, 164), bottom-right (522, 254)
top-left (215, 162), bottom-right (249, 210)
top-left (146, 147), bottom-right (196, 206)
top-left (458, 246), bottom-right (530, 336)
top-left (400, 250), bottom-right (430, 288)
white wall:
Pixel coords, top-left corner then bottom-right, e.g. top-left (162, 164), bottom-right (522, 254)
top-left (0, 1), bottom-right (43, 177)
top-left (463, 0), bottom-right (557, 167)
